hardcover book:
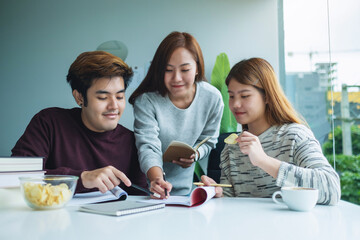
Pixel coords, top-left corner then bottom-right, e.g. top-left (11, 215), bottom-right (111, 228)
top-left (0, 156), bottom-right (43, 172)
top-left (163, 137), bottom-right (211, 162)
top-left (0, 171), bottom-right (45, 188)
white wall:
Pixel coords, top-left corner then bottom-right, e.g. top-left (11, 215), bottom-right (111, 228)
top-left (0, 0), bottom-right (280, 155)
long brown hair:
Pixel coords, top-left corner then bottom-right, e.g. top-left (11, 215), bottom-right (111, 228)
top-left (226, 58), bottom-right (305, 127)
top-left (129, 31), bottom-right (206, 105)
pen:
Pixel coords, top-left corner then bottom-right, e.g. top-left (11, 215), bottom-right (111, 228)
top-left (163, 172), bottom-right (168, 197)
top-left (193, 182), bottom-right (233, 188)
top-left (131, 183), bottom-right (161, 198)
top-left (110, 185), bottom-right (161, 198)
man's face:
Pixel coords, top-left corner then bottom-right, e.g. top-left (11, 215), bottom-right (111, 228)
top-left (77, 76), bottom-right (126, 132)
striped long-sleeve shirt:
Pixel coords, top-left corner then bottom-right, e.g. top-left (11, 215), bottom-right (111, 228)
top-left (220, 123), bottom-right (341, 205)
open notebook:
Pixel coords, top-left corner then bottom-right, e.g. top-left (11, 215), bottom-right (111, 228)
top-left (69, 186), bottom-right (127, 206)
top-left (137, 186), bottom-right (216, 207)
top-left (79, 201), bottom-right (165, 216)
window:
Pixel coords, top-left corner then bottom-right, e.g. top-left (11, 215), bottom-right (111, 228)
top-left (282, 0), bottom-right (360, 204)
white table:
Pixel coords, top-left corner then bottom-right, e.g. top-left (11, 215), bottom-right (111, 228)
top-left (1, 188), bottom-right (359, 240)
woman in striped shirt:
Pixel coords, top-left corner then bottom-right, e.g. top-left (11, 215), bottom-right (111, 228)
top-left (202, 58), bottom-right (340, 205)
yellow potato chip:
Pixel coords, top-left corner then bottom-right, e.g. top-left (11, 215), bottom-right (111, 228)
top-left (23, 182), bottom-right (72, 207)
top-left (224, 133), bottom-right (238, 144)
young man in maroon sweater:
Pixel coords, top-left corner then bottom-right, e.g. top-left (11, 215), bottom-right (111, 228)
top-left (12, 51), bottom-right (147, 194)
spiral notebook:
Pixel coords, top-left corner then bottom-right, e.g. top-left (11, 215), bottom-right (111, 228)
top-left (79, 200), bottom-right (165, 216)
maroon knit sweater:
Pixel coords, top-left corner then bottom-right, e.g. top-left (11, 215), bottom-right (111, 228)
top-left (12, 107), bottom-right (147, 194)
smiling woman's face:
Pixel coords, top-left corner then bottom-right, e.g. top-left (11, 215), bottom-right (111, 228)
top-left (164, 47), bottom-right (197, 102)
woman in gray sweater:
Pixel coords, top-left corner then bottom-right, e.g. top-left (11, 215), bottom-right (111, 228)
top-left (129, 32), bottom-right (224, 197)
top-left (202, 58), bottom-right (340, 205)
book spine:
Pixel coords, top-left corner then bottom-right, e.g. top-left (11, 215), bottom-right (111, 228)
top-left (194, 136), bottom-right (211, 151)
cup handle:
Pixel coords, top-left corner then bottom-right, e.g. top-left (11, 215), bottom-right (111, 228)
top-left (272, 191), bottom-right (283, 205)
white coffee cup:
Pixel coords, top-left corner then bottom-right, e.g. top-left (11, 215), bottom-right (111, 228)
top-left (272, 187), bottom-right (319, 212)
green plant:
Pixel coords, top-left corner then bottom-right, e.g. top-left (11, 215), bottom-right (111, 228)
top-left (194, 53), bottom-right (237, 180)
top-left (323, 125), bottom-right (360, 155)
top-left (327, 154), bottom-right (360, 205)
top-left (211, 53), bottom-right (237, 134)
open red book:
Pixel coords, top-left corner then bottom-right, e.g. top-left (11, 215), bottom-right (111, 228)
top-left (137, 186), bottom-right (216, 207)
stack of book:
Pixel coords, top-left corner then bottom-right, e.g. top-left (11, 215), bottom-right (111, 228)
top-left (0, 156), bottom-right (44, 188)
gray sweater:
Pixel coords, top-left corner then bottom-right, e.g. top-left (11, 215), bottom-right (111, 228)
top-left (133, 81), bottom-right (224, 195)
top-left (220, 123), bottom-right (341, 205)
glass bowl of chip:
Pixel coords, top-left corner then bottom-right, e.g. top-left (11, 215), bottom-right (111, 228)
top-left (19, 175), bottom-right (78, 210)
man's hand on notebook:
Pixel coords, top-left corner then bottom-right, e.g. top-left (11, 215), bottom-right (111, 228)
top-left (81, 166), bottom-right (131, 193)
